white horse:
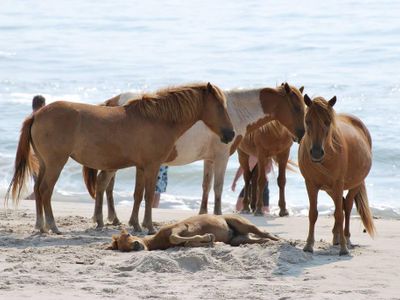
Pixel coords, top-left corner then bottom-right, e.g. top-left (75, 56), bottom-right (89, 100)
top-left (84, 83), bottom-right (305, 228)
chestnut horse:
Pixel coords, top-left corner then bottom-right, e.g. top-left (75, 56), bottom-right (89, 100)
top-left (238, 120), bottom-right (294, 216)
top-left (107, 214), bottom-right (278, 252)
top-left (299, 95), bottom-right (375, 255)
top-left (6, 83), bottom-right (234, 234)
top-left (83, 83), bottom-right (306, 227)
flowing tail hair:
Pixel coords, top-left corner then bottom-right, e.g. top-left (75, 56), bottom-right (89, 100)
top-left (5, 115), bottom-right (39, 206)
top-left (82, 166), bottom-right (98, 199)
top-left (354, 182), bottom-right (376, 237)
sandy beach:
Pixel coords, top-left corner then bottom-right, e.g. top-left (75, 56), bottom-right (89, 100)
top-left (0, 200), bottom-right (399, 300)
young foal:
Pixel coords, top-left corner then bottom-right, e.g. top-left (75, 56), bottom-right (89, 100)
top-left (7, 83), bottom-right (234, 234)
top-left (298, 95), bottom-right (375, 255)
top-left (107, 214), bottom-right (278, 252)
top-left (238, 120), bottom-right (294, 216)
top-left (84, 83), bottom-right (306, 227)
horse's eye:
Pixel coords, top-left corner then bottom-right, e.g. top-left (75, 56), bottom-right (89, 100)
top-left (324, 121), bottom-right (330, 127)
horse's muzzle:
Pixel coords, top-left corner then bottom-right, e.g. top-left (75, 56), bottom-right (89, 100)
top-left (221, 128), bottom-right (235, 144)
top-left (310, 146), bottom-right (324, 163)
top-left (295, 128), bottom-right (305, 144)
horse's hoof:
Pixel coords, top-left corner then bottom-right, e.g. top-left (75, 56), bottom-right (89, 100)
top-left (303, 245), bottom-right (314, 253)
top-left (240, 210), bottom-right (251, 214)
top-left (339, 249), bottom-right (350, 256)
top-left (107, 218), bottom-right (121, 226)
top-left (253, 210), bottom-right (263, 217)
top-left (213, 210), bottom-right (222, 215)
top-left (199, 209), bottom-right (208, 215)
top-left (147, 228), bottom-right (156, 235)
top-left (279, 209), bottom-right (289, 217)
top-left (52, 229), bottom-right (62, 235)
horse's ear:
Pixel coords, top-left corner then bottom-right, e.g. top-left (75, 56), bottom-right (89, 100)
top-left (299, 86), bottom-right (304, 94)
top-left (304, 94), bottom-right (312, 107)
top-left (328, 96), bottom-right (337, 107)
top-left (207, 82), bottom-right (213, 93)
top-left (120, 229), bottom-right (129, 235)
top-left (284, 82), bottom-right (291, 94)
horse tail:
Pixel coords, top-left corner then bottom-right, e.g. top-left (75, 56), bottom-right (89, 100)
top-left (5, 115), bottom-right (38, 205)
top-left (354, 182), bottom-right (375, 237)
top-left (82, 166), bottom-right (98, 199)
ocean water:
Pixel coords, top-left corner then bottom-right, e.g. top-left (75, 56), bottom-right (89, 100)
top-left (1, 0), bottom-right (399, 217)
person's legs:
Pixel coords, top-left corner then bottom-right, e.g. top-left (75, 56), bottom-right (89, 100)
top-left (153, 166), bottom-right (168, 208)
top-left (153, 192), bottom-right (160, 208)
top-left (262, 180), bottom-right (270, 214)
top-left (236, 188), bottom-right (245, 211)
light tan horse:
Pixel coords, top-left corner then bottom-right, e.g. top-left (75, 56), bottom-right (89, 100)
top-left (238, 120), bottom-right (294, 216)
top-left (298, 94), bottom-right (375, 255)
top-left (83, 83), bottom-right (306, 227)
top-left (6, 83), bottom-right (234, 234)
top-left (106, 214), bottom-right (278, 251)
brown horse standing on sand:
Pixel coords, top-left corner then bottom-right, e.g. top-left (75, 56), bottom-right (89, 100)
top-left (299, 94), bottom-right (375, 255)
top-left (6, 83), bottom-right (234, 234)
top-left (83, 83), bottom-right (306, 228)
top-left (238, 120), bottom-right (294, 216)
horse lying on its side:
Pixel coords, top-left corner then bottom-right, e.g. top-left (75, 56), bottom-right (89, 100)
top-left (106, 214), bottom-right (279, 251)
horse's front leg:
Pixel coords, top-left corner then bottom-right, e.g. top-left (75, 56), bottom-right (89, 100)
top-left (199, 160), bottom-right (214, 215)
top-left (330, 183), bottom-right (348, 255)
top-left (129, 168), bottom-right (145, 232)
top-left (277, 149), bottom-right (290, 217)
top-left (304, 181), bottom-right (319, 253)
top-left (141, 165), bottom-right (159, 235)
top-left (212, 152), bottom-right (229, 215)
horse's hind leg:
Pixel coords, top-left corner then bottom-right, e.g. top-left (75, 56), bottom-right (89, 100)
top-left (93, 170), bottom-right (117, 228)
top-left (229, 234), bottom-right (272, 246)
top-left (34, 161), bottom-right (45, 231)
top-left (40, 158), bottom-right (68, 234)
top-left (343, 187), bottom-right (358, 248)
top-left (238, 149), bottom-right (251, 214)
top-left (199, 160), bottom-right (214, 215)
top-left (254, 156), bottom-right (267, 216)
top-left (223, 215), bottom-right (279, 241)
top-left (106, 172), bottom-right (120, 225)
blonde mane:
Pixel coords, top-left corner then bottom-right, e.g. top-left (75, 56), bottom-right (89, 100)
top-left (124, 83), bottom-right (225, 123)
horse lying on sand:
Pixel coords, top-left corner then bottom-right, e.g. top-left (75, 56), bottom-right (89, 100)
top-left (7, 83), bottom-right (234, 235)
top-left (83, 83), bottom-right (306, 228)
top-left (106, 214), bottom-right (279, 251)
top-left (299, 94), bottom-right (375, 255)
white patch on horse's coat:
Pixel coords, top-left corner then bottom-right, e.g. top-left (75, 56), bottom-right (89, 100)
top-left (226, 89), bottom-right (268, 136)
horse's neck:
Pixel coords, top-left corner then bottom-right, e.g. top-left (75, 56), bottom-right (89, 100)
top-left (226, 89), bottom-right (272, 136)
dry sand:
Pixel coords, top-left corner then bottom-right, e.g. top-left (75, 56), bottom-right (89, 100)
top-left (0, 200), bottom-right (399, 300)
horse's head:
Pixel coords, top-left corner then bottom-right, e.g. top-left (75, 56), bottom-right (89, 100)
top-left (304, 94), bottom-right (337, 163)
top-left (202, 82), bottom-right (235, 144)
top-left (106, 229), bottom-right (148, 252)
top-left (261, 83), bottom-right (306, 143)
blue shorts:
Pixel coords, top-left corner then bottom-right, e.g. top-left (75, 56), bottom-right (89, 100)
top-left (155, 166), bottom-right (168, 193)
